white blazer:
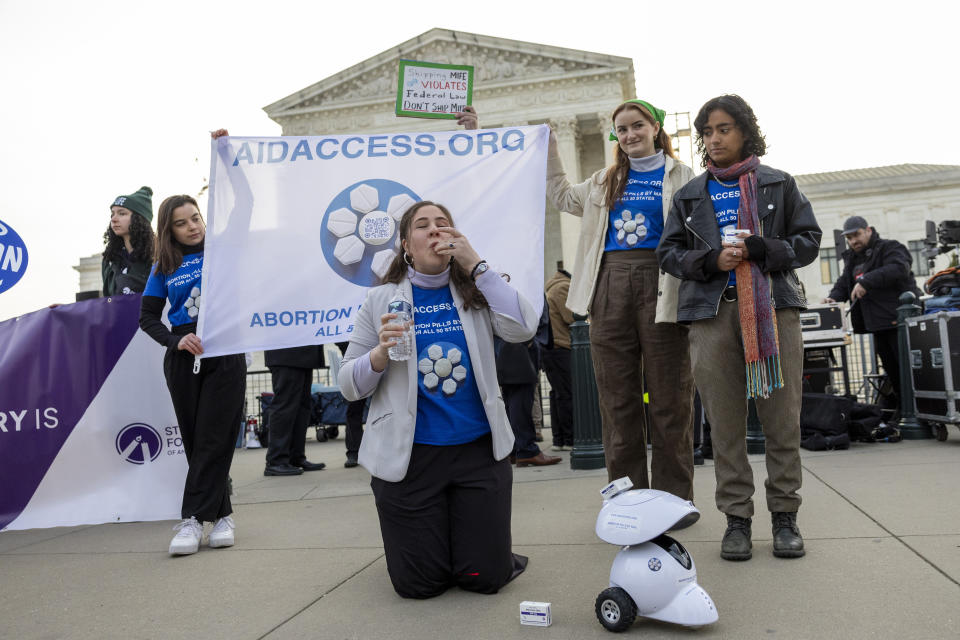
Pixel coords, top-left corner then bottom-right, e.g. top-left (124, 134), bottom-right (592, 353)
top-left (338, 277), bottom-right (539, 482)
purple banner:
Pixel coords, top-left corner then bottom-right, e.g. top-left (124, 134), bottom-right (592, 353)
top-left (0, 296), bottom-right (140, 529)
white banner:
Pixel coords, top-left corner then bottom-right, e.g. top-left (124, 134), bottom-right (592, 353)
top-left (198, 126), bottom-right (548, 359)
top-left (3, 297), bottom-right (187, 530)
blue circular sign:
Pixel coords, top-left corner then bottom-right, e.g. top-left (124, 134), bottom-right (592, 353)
top-left (320, 179), bottom-right (420, 287)
top-left (0, 218), bottom-right (29, 295)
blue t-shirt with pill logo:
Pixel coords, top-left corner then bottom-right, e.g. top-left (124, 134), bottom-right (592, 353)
top-left (708, 179), bottom-right (741, 286)
top-left (605, 166), bottom-right (665, 252)
top-left (143, 253), bottom-right (203, 327)
top-left (411, 285), bottom-right (490, 446)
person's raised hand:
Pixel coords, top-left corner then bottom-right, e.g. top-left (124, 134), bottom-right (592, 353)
top-left (434, 227), bottom-right (481, 272)
top-left (455, 106), bottom-right (479, 130)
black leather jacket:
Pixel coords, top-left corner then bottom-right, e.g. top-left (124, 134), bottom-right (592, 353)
top-left (657, 164), bottom-right (822, 322)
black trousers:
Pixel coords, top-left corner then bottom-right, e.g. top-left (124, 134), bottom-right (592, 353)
top-left (266, 366), bottom-right (312, 466)
top-left (163, 349), bottom-right (245, 522)
top-left (873, 328), bottom-right (901, 405)
top-left (345, 398), bottom-right (365, 457)
top-left (338, 342), bottom-right (365, 458)
top-left (501, 383), bottom-right (539, 458)
top-left (541, 347), bottom-right (573, 446)
top-left (370, 434), bottom-right (519, 599)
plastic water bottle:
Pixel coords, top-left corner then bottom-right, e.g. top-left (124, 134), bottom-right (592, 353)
top-left (387, 290), bottom-right (414, 361)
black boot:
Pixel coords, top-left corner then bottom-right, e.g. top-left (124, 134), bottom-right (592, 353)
top-left (721, 515), bottom-right (752, 561)
top-left (772, 512), bottom-right (805, 558)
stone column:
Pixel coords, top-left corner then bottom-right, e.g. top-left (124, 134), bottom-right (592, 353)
top-left (552, 116), bottom-right (582, 274)
top-left (598, 110), bottom-right (618, 166)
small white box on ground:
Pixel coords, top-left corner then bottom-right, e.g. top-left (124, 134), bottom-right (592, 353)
top-left (519, 601), bottom-right (552, 627)
top-left (600, 477), bottom-right (633, 500)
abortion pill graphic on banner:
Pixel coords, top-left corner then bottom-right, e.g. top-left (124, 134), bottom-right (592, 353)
top-left (0, 217), bottom-right (29, 294)
top-left (321, 179), bottom-right (421, 287)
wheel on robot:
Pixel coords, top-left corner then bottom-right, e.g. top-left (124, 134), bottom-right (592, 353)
top-left (595, 587), bottom-right (637, 632)
top-left (935, 424), bottom-right (949, 442)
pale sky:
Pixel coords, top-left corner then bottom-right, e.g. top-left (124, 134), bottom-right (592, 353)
top-left (1, 0), bottom-right (957, 319)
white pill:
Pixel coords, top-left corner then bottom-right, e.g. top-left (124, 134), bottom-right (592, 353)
top-left (327, 208), bottom-right (357, 237)
top-left (334, 235), bottom-right (364, 265)
top-left (193, 295), bottom-right (200, 307)
top-left (187, 306), bottom-right (199, 318)
top-left (613, 219), bottom-right (624, 230)
top-left (633, 213), bottom-right (645, 224)
top-left (423, 372), bottom-right (439, 389)
top-left (349, 183), bottom-right (379, 213)
top-left (624, 220), bottom-right (637, 233)
top-left (620, 210), bottom-right (632, 221)
top-left (387, 194), bottom-right (417, 222)
top-left (636, 225), bottom-right (648, 237)
top-left (184, 298), bottom-right (194, 309)
top-left (358, 211), bottom-right (395, 246)
top-left (190, 287), bottom-right (200, 298)
top-left (371, 249), bottom-right (397, 279)
top-left (617, 229), bottom-right (625, 242)
top-left (418, 358), bottom-right (433, 375)
top-left (442, 379), bottom-right (457, 395)
top-left (452, 365), bottom-right (467, 381)
top-left (447, 348), bottom-right (462, 365)
top-left (427, 344), bottom-right (443, 360)
top-left (626, 233), bottom-right (638, 245)
top-left (434, 358), bottom-right (452, 378)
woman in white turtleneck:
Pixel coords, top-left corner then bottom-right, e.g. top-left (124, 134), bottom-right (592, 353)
top-left (546, 99), bottom-right (697, 508)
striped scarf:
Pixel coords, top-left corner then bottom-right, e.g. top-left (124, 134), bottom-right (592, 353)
top-left (708, 155), bottom-right (783, 399)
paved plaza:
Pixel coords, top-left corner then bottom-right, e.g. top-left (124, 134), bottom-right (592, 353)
top-left (2, 431), bottom-right (958, 639)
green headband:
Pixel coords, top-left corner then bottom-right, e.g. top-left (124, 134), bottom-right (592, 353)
top-left (608, 99), bottom-right (667, 141)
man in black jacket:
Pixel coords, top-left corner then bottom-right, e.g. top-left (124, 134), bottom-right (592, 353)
top-left (825, 216), bottom-right (921, 410)
top-left (264, 346), bottom-right (327, 475)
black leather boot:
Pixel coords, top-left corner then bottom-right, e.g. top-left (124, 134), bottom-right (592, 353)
top-left (721, 514), bottom-right (752, 561)
top-left (772, 512), bottom-right (805, 558)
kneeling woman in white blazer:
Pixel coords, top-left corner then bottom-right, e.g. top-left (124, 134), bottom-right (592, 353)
top-left (339, 200), bottom-right (538, 599)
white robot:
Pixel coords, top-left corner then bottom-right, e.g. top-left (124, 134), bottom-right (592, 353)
top-left (594, 478), bottom-right (718, 632)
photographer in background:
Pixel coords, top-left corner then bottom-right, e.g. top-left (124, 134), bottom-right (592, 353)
top-left (824, 216), bottom-right (922, 417)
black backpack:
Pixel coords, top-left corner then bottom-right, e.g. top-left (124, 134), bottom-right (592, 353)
top-left (800, 393), bottom-right (853, 451)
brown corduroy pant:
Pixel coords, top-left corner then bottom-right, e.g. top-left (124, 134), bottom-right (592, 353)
top-left (589, 250), bottom-right (695, 500)
top-left (688, 300), bottom-right (803, 518)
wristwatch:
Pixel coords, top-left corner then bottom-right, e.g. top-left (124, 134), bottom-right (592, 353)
top-left (470, 260), bottom-right (489, 281)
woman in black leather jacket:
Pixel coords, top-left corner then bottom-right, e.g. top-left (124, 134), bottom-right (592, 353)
top-left (657, 94), bottom-right (821, 563)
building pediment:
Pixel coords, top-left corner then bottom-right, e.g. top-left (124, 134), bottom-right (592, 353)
top-left (264, 28), bottom-right (633, 119)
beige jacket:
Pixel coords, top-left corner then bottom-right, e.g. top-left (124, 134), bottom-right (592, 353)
top-left (546, 147), bottom-right (695, 320)
top-left (338, 277), bottom-right (538, 482)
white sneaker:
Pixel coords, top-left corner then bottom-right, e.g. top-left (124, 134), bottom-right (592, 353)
top-left (169, 517), bottom-right (203, 555)
top-left (208, 516), bottom-right (235, 548)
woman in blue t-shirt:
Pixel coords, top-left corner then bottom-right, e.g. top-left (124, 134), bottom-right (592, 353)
top-left (339, 200), bottom-right (538, 599)
top-left (546, 99), bottom-right (697, 503)
top-left (139, 182), bottom-right (246, 556)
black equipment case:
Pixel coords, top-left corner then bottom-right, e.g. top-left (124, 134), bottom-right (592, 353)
top-left (905, 311), bottom-right (960, 424)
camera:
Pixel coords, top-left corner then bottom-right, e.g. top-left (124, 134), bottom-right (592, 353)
top-left (921, 220), bottom-right (960, 269)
